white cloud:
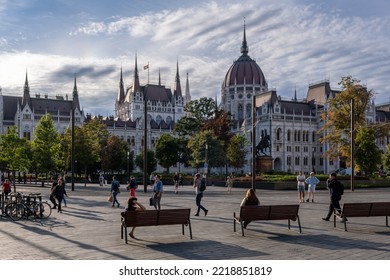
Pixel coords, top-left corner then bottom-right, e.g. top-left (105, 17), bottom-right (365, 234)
top-left (2, 0), bottom-right (390, 115)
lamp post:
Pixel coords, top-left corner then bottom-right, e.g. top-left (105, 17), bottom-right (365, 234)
top-left (127, 150), bottom-right (130, 183)
top-left (204, 143), bottom-right (208, 186)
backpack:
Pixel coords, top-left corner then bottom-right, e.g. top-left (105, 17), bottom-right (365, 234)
top-left (200, 178), bottom-right (206, 192)
top-left (339, 182), bottom-right (344, 195)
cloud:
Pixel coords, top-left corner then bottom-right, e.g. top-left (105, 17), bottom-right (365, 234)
top-left (2, 0), bottom-right (390, 116)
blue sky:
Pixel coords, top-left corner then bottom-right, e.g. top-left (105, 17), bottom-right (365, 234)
top-left (1, 0), bottom-right (389, 116)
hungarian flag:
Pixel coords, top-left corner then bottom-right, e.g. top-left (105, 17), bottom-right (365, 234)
top-left (143, 64), bottom-right (149, 70)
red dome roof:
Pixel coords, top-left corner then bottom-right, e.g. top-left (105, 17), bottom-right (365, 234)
top-left (223, 55), bottom-right (267, 88)
top-left (222, 24), bottom-right (267, 89)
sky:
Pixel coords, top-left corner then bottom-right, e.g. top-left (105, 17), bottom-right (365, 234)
top-left (1, 0), bottom-right (390, 116)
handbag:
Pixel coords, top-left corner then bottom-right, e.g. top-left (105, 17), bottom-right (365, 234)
top-left (108, 193), bottom-right (113, 202)
top-left (149, 197), bottom-right (154, 206)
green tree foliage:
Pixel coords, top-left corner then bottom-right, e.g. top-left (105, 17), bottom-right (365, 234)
top-left (135, 150), bottom-right (157, 174)
top-left (384, 145), bottom-right (390, 172)
top-left (0, 126), bottom-right (31, 189)
top-left (101, 135), bottom-right (126, 172)
top-left (32, 114), bottom-right (61, 174)
top-left (355, 127), bottom-right (382, 175)
top-left (319, 76), bottom-right (374, 164)
top-left (226, 134), bottom-right (248, 170)
top-left (155, 134), bottom-right (180, 173)
top-left (187, 130), bottom-right (225, 170)
top-left (202, 110), bottom-right (233, 149)
top-left (174, 97), bottom-right (217, 137)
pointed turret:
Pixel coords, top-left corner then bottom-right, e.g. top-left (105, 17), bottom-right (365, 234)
top-left (158, 69), bottom-right (161, 86)
top-left (117, 67), bottom-right (125, 103)
top-left (185, 72), bottom-right (191, 104)
top-left (72, 75), bottom-right (80, 110)
top-left (22, 71), bottom-right (31, 107)
top-left (293, 88), bottom-right (297, 102)
top-left (241, 19), bottom-right (249, 56)
top-left (174, 59), bottom-right (182, 98)
top-left (133, 53), bottom-right (140, 93)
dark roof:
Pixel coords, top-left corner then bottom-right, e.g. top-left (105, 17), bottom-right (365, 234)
top-left (376, 110), bottom-right (390, 122)
top-left (279, 100), bottom-right (313, 116)
top-left (143, 84), bottom-right (173, 103)
top-left (30, 98), bottom-right (73, 113)
top-left (2, 96), bottom-right (20, 120)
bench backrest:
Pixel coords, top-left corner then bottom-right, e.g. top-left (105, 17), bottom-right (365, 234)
top-left (158, 208), bottom-right (191, 225)
top-left (342, 202), bottom-right (390, 217)
top-left (240, 205), bottom-right (299, 221)
top-left (367, 202), bottom-right (390, 217)
top-left (122, 208), bottom-right (191, 227)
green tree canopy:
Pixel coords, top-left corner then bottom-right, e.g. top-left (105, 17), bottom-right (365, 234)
top-left (32, 114), bottom-right (61, 174)
top-left (187, 130), bottom-right (225, 170)
top-left (319, 76), bottom-right (374, 164)
top-left (101, 135), bottom-right (126, 172)
top-left (135, 150), bottom-right (157, 175)
top-left (155, 134), bottom-right (180, 173)
top-left (0, 126), bottom-right (31, 189)
top-left (226, 133), bottom-right (248, 170)
top-left (355, 127), bottom-right (382, 174)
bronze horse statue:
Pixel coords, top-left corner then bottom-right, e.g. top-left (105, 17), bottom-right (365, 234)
top-left (256, 132), bottom-right (270, 156)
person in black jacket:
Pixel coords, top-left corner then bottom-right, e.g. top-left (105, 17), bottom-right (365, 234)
top-left (322, 172), bottom-right (345, 221)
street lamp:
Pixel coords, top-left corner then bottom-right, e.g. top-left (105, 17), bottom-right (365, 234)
top-left (127, 150), bottom-right (130, 183)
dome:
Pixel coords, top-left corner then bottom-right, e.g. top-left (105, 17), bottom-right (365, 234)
top-left (222, 25), bottom-right (267, 89)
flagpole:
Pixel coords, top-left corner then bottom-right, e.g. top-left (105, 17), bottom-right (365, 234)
top-left (147, 61), bottom-right (149, 84)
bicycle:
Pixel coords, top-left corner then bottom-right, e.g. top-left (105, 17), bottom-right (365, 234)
top-left (5, 192), bottom-right (52, 221)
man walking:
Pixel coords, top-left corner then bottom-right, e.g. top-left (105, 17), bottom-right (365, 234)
top-left (322, 172), bottom-right (345, 221)
top-left (193, 173), bottom-right (208, 216)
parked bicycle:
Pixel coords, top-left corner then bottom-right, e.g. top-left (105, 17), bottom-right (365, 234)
top-left (5, 192), bottom-right (52, 221)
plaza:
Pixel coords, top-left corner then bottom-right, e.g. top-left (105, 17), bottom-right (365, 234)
top-left (1, 183), bottom-right (389, 260)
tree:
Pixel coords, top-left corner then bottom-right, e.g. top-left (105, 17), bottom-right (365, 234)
top-left (202, 109), bottom-right (233, 149)
top-left (32, 114), bottom-right (61, 177)
top-left (187, 130), bottom-right (225, 170)
top-left (101, 135), bottom-right (126, 173)
top-left (384, 145), bottom-right (390, 172)
top-left (319, 76), bottom-right (374, 164)
top-left (155, 134), bottom-right (180, 173)
top-left (226, 134), bottom-right (249, 170)
top-left (355, 127), bottom-right (382, 175)
top-left (135, 150), bottom-right (157, 175)
top-left (0, 126), bottom-right (31, 191)
top-left (174, 97), bottom-right (217, 137)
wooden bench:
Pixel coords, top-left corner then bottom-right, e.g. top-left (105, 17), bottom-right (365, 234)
top-left (120, 208), bottom-right (192, 243)
top-left (233, 205), bottom-right (302, 236)
top-left (333, 202), bottom-right (390, 231)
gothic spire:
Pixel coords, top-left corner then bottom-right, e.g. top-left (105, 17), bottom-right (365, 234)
top-left (72, 75), bottom-right (80, 110)
top-left (158, 68), bottom-right (161, 86)
top-left (22, 71), bottom-right (31, 107)
top-left (241, 18), bottom-right (249, 56)
top-left (174, 59), bottom-right (182, 98)
top-left (133, 53), bottom-right (140, 93)
top-left (185, 72), bottom-right (191, 104)
top-left (117, 67), bottom-right (125, 103)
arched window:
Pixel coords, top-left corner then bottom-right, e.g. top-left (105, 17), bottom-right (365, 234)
top-left (237, 104), bottom-right (244, 120)
top-left (276, 128), bottom-right (282, 141)
top-left (166, 116), bottom-right (172, 125)
top-left (287, 130), bottom-right (291, 142)
top-left (312, 131), bottom-right (316, 142)
top-left (246, 103), bottom-right (252, 119)
top-left (156, 115), bottom-right (162, 126)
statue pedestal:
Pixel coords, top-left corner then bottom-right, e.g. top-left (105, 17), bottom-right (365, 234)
top-left (256, 156), bottom-right (273, 174)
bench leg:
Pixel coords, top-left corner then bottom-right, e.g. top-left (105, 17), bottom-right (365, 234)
top-left (241, 221), bottom-right (245, 236)
top-left (296, 215), bottom-right (302, 233)
top-left (188, 220), bottom-right (193, 239)
top-left (288, 219), bottom-right (291, 230)
top-left (386, 216), bottom-right (389, 227)
top-left (233, 213), bottom-right (237, 232)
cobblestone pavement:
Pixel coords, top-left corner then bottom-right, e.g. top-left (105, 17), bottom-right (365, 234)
top-left (1, 183), bottom-right (390, 260)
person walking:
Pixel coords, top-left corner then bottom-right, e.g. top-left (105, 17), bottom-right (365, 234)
top-left (53, 178), bottom-right (66, 213)
top-left (2, 179), bottom-right (12, 198)
top-left (240, 188), bottom-right (260, 228)
top-left (179, 174), bottom-right (184, 188)
top-left (122, 196), bottom-right (146, 239)
top-left (110, 176), bottom-right (121, 208)
top-left (193, 173), bottom-right (208, 216)
top-left (153, 175), bottom-right (163, 210)
top-left (127, 176), bottom-right (137, 197)
top-left (297, 171), bottom-right (306, 203)
top-left (305, 172), bottom-right (320, 202)
top-left (322, 172), bottom-right (345, 221)
top-left (173, 172), bottom-right (179, 194)
top-left (49, 177), bottom-right (58, 209)
top-left (226, 176), bottom-right (234, 193)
